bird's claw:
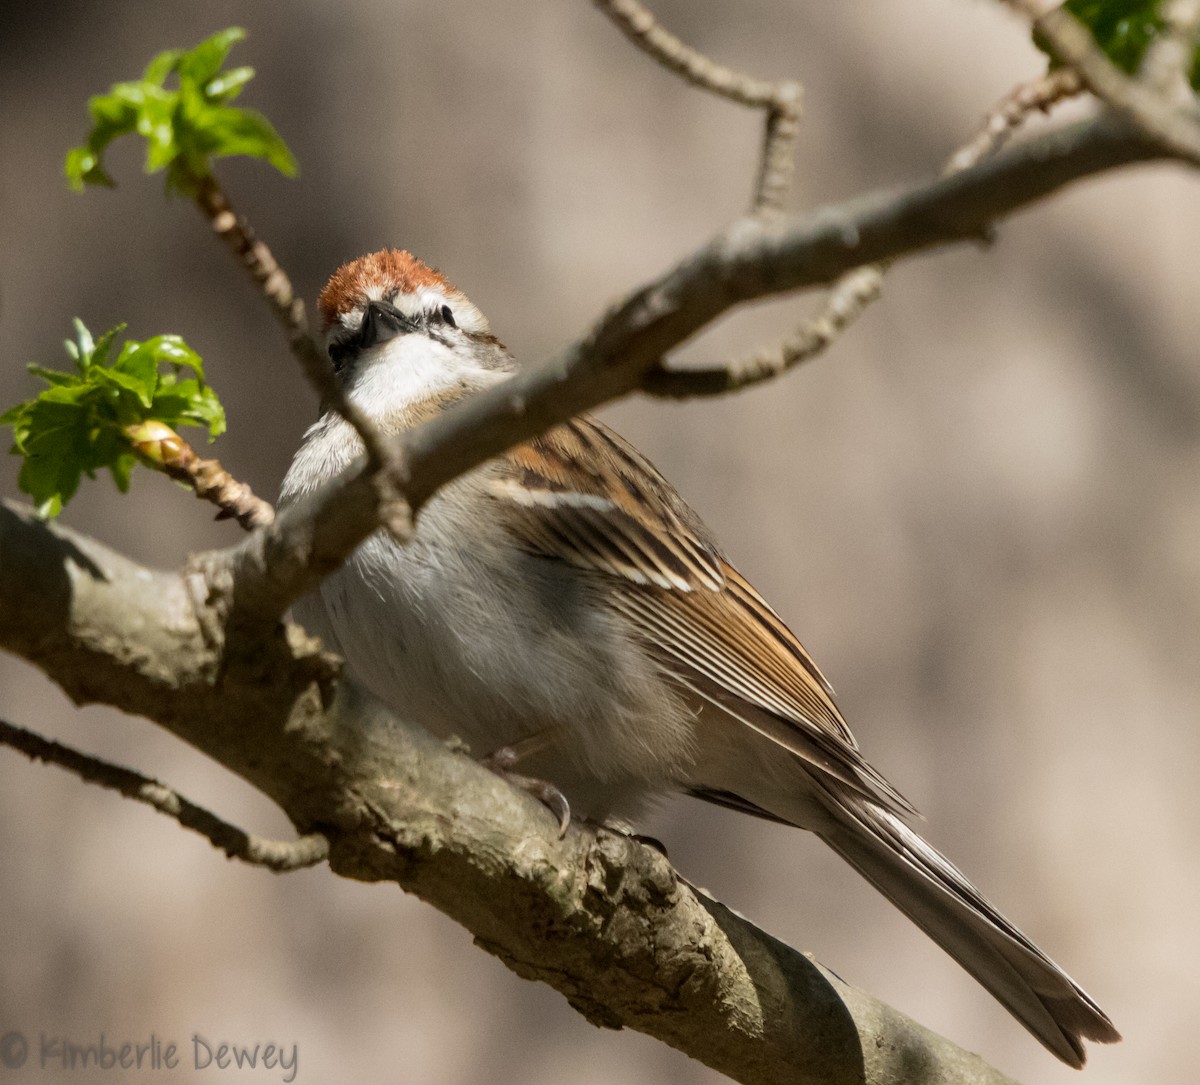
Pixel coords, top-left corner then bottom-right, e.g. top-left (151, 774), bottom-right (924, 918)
top-left (480, 747), bottom-right (572, 838)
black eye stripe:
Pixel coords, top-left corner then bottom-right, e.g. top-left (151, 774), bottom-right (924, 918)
top-left (328, 299), bottom-right (465, 371)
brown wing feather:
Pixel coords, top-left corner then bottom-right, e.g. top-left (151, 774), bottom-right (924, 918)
top-left (495, 418), bottom-right (725, 592)
top-left (488, 415), bottom-right (914, 815)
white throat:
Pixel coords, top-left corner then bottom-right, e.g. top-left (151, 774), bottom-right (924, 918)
top-left (344, 333), bottom-right (503, 418)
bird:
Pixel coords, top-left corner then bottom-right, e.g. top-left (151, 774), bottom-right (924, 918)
top-left (279, 248), bottom-right (1120, 1067)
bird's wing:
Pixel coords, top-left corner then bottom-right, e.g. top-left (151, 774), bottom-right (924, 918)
top-left (487, 415), bottom-right (914, 815)
top-left (489, 415), bottom-right (726, 593)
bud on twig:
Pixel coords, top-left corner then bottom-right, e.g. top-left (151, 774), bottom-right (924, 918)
top-left (124, 422), bottom-right (274, 530)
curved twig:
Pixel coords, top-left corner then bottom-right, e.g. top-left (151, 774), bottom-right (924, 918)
top-left (643, 264), bottom-right (884, 398)
top-left (0, 716), bottom-right (329, 872)
top-left (643, 64), bottom-right (1088, 401)
top-left (594, 0), bottom-right (802, 212)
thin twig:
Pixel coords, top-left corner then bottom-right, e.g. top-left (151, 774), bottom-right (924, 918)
top-left (192, 175), bottom-right (397, 475)
top-left (0, 717), bottom-right (329, 872)
top-left (642, 61), bottom-right (1093, 400)
top-left (594, 0), bottom-right (802, 212)
top-left (126, 421), bottom-right (275, 530)
top-left (643, 265), bottom-right (883, 397)
top-left (946, 67), bottom-right (1085, 175)
top-left (598, 0), bottom-right (854, 397)
top-left (1003, 0), bottom-right (1200, 164)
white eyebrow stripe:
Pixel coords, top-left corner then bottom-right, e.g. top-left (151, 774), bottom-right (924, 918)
top-left (360, 284), bottom-right (441, 313)
top-left (335, 283), bottom-right (490, 335)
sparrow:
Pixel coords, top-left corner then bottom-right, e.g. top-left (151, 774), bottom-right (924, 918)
top-left (279, 248), bottom-right (1119, 1066)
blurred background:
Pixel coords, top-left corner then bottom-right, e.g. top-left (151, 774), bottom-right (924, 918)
top-left (1, 2), bottom-right (1196, 1083)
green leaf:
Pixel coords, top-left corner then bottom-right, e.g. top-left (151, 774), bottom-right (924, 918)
top-left (111, 342), bottom-right (160, 405)
top-left (205, 66), bottom-right (255, 103)
top-left (199, 107), bottom-right (298, 176)
top-left (90, 323), bottom-right (127, 369)
top-left (152, 379), bottom-right (226, 438)
top-left (177, 27), bottom-right (246, 87)
top-left (25, 366), bottom-right (81, 388)
top-left (35, 382), bottom-right (94, 407)
top-left (71, 317), bottom-right (95, 362)
top-left (64, 146), bottom-right (111, 190)
top-left (89, 367), bottom-right (154, 416)
top-left (142, 335), bottom-right (206, 380)
top-left (0, 319), bottom-right (227, 516)
top-left (138, 92), bottom-right (182, 171)
top-left (65, 26), bottom-right (297, 194)
top-left (144, 47), bottom-right (184, 86)
top-left (16, 398), bottom-right (88, 516)
top-left (0, 401), bottom-right (30, 428)
top-left (65, 86), bottom-right (144, 191)
top-left (1062, 1), bottom-right (1161, 73)
top-left (109, 451), bottom-right (137, 493)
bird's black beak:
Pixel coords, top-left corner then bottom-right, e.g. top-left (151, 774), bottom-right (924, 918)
top-left (361, 299), bottom-right (416, 350)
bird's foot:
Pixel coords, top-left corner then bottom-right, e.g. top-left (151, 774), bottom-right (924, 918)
top-left (480, 745), bottom-right (572, 839)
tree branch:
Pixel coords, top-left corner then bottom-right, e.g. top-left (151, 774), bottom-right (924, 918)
top-left (398, 118), bottom-right (1165, 499)
top-left (219, 113), bottom-right (1167, 634)
top-left (594, 0), bottom-right (802, 212)
top-left (648, 58), bottom-right (1095, 401)
top-left (642, 59), bottom-right (1088, 401)
top-left (0, 717), bottom-right (327, 871)
top-left (1003, 0), bottom-right (1200, 163)
top-left (125, 420), bottom-right (275, 529)
top-left (945, 67), bottom-right (1085, 175)
top-left (0, 500), bottom-right (1021, 1085)
top-left (642, 264), bottom-right (884, 398)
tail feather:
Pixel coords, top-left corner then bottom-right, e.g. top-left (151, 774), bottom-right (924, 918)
top-left (819, 802), bottom-right (1120, 1067)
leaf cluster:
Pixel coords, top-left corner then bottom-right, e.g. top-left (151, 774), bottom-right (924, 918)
top-left (1046, 0), bottom-right (1200, 87)
top-left (0, 321), bottom-right (225, 517)
top-left (64, 27), bottom-right (297, 196)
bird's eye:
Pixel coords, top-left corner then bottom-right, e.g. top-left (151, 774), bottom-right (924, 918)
top-left (439, 304), bottom-right (457, 328)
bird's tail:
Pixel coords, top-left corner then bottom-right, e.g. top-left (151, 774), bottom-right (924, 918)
top-left (818, 801), bottom-right (1120, 1067)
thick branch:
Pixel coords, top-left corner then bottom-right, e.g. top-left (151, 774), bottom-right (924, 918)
top-left (0, 500), bottom-right (1020, 1085)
